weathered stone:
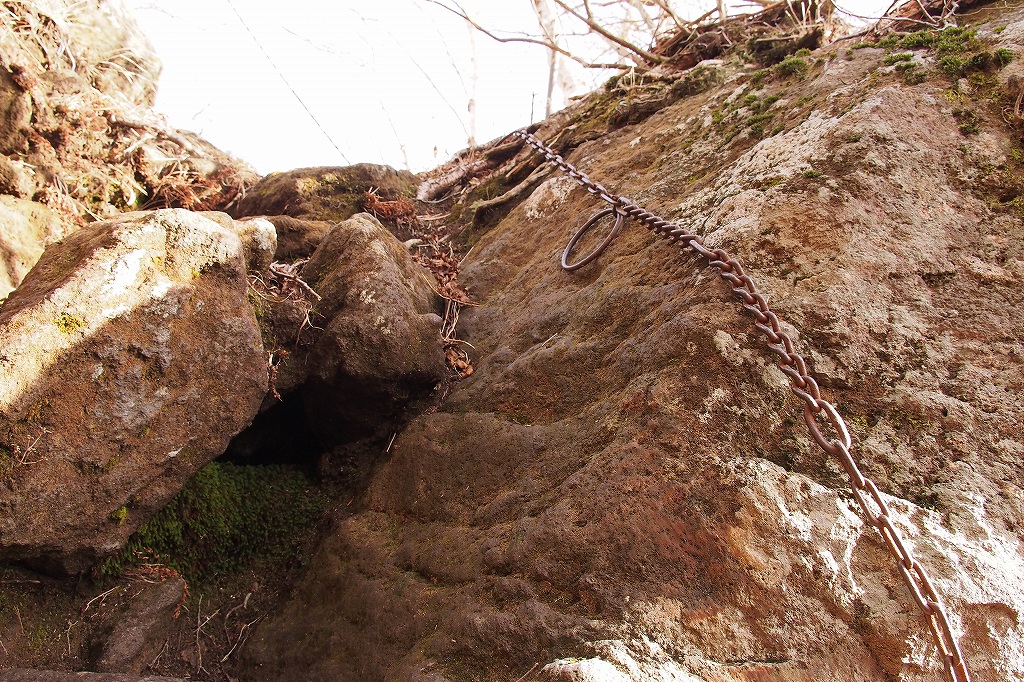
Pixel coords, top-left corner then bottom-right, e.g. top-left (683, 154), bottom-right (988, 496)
top-left (259, 215), bottom-right (335, 261)
top-left (0, 197), bottom-right (68, 300)
top-left (0, 67), bottom-right (32, 155)
top-left (0, 209), bottom-right (267, 572)
top-left (231, 164), bottom-right (416, 223)
top-left (95, 578), bottom-right (187, 674)
top-left (265, 212), bottom-right (444, 444)
top-left (242, 11), bottom-right (1024, 682)
top-left (198, 211), bottom-right (277, 273)
top-left (0, 155), bottom-right (37, 198)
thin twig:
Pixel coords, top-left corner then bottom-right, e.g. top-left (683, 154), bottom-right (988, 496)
top-left (82, 586), bottom-right (119, 614)
top-left (514, 663), bottom-right (540, 682)
top-left (220, 615), bottom-right (262, 663)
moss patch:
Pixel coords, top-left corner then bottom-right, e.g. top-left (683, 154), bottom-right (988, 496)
top-left (101, 461), bottom-right (326, 584)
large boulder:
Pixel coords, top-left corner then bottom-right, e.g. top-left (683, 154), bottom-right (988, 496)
top-left (257, 215), bottom-right (335, 261)
top-left (0, 209), bottom-right (267, 572)
top-left (258, 212), bottom-right (445, 445)
top-left (242, 13), bottom-right (1024, 682)
top-left (231, 164), bottom-right (416, 223)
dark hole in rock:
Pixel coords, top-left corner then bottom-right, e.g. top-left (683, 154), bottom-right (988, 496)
top-left (221, 392), bottom-right (326, 470)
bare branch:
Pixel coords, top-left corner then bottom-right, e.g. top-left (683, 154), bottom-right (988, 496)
top-left (422, 0), bottom-right (633, 70)
top-left (551, 0), bottom-right (664, 64)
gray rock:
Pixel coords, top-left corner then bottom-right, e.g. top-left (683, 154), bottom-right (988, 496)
top-left (0, 209), bottom-right (267, 572)
top-left (265, 213), bottom-right (445, 444)
top-left (95, 578), bottom-right (187, 674)
top-left (197, 211), bottom-right (277, 273)
top-left (258, 215), bottom-right (335, 261)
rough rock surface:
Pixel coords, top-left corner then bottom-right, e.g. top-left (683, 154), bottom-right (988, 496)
top-left (231, 164), bottom-right (416, 223)
top-left (95, 578), bottom-right (188, 674)
top-left (0, 196), bottom-right (68, 300)
top-left (0, 209), bottom-right (267, 572)
top-left (243, 12), bottom-right (1024, 682)
top-left (262, 212), bottom-right (445, 444)
top-left (257, 215), bottom-right (335, 261)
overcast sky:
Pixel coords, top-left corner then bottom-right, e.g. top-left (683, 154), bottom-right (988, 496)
top-left (126, 1), bottom-right (888, 175)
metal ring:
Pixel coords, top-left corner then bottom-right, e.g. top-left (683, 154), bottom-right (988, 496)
top-left (562, 207), bottom-right (627, 272)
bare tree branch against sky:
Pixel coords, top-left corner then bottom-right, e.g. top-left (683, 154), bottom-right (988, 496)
top-left (128, 0), bottom-right (890, 174)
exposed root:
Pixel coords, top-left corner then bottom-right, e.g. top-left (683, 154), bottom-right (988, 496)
top-left (416, 137), bottom-right (524, 202)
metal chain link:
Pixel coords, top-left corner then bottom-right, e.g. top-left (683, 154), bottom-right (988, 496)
top-left (512, 129), bottom-right (970, 682)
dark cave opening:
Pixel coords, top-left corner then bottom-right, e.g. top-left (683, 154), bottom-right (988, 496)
top-left (220, 392), bottom-right (326, 470)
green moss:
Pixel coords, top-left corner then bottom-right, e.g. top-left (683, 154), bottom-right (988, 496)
top-left (901, 30), bottom-right (938, 49)
top-left (54, 313), bottom-right (85, 334)
top-left (994, 48), bottom-right (1014, 67)
top-left (801, 169), bottom-right (824, 179)
top-left (938, 54), bottom-right (965, 76)
top-left (746, 112), bottom-right (775, 136)
top-left (953, 108), bottom-right (982, 134)
top-left (903, 68), bottom-right (927, 85)
top-left (747, 94), bottom-right (781, 114)
top-left (110, 505), bottom-right (128, 525)
top-left (935, 26), bottom-right (980, 55)
top-left (101, 461), bottom-right (326, 583)
top-left (775, 56), bottom-right (809, 79)
top-left (794, 48), bottom-right (812, 57)
top-left (883, 52), bottom-right (914, 65)
top-left (877, 30), bottom-right (937, 50)
top-left (846, 414), bottom-right (870, 431)
top-left (749, 69), bottom-right (769, 84)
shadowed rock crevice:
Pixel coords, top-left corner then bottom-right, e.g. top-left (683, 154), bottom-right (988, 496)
top-left (220, 392), bottom-right (325, 468)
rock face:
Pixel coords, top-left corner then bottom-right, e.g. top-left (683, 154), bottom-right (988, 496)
top-left (0, 209), bottom-right (267, 572)
top-left (261, 212), bottom-right (445, 445)
top-left (242, 13), bottom-right (1024, 682)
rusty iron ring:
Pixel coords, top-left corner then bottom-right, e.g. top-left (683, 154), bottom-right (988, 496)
top-left (562, 206), bottom-right (627, 272)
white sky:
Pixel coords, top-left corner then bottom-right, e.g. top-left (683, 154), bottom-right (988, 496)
top-left (126, 1), bottom-right (889, 175)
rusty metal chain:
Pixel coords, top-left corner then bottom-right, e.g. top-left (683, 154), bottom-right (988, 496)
top-left (512, 129), bottom-right (970, 682)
